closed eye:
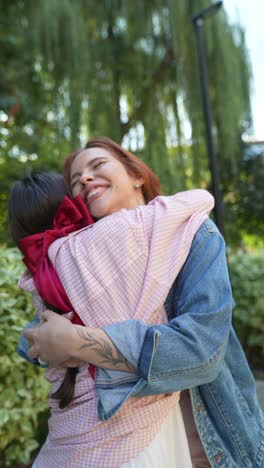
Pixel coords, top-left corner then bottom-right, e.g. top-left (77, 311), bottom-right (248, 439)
top-left (71, 180), bottom-right (80, 189)
top-left (93, 160), bottom-right (105, 169)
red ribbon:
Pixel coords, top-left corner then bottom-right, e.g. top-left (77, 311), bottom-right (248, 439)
top-left (19, 195), bottom-right (96, 378)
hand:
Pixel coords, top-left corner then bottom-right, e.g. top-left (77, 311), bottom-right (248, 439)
top-left (23, 310), bottom-right (77, 368)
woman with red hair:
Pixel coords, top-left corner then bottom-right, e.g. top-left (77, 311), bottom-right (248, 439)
top-left (11, 137), bottom-right (214, 467)
top-left (21, 136), bottom-right (264, 468)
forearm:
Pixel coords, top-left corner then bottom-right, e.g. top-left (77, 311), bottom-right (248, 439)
top-left (23, 310), bottom-right (135, 370)
top-left (71, 325), bottom-right (136, 372)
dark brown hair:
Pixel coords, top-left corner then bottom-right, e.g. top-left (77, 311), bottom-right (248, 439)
top-left (8, 171), bottom-right (70, 245)
top-left (64, 136), bottom-right (162, 201)
top-left (8, 171), bottom-right (77, 409)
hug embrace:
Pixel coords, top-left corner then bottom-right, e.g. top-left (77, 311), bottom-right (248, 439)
top-left (9, 137), bottom-right (264, 467)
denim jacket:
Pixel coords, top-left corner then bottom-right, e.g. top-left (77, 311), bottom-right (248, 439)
top-left (99, 219), bottom-right (264, 467)
top-left (18, 219), bottom-right (264, 467)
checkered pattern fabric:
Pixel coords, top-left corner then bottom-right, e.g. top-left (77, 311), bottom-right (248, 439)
top-left (21, 190), bottom-right (214, 467)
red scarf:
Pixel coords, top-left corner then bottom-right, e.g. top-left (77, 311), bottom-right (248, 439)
top-left (19, 195), bottom-right (96, 378)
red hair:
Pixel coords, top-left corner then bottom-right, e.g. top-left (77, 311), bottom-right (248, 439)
top-left (63, 137), bottom-right (161, 203)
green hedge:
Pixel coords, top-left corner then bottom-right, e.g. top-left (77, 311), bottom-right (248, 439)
top-left (0, 247), bottom-right (49, 467)
top-left (229, 249), bottom-right (264, 368)
top-left (0, 245), bottom-right (263, 466)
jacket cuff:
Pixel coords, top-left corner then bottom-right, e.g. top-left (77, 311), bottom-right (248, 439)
top-left (103, 319), bottom-right (159, 375)
top-left (138, 327), bottom-right (161, 380)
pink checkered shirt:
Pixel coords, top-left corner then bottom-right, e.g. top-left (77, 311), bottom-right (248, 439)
top-left (20, 190), bottom-right (214, 467)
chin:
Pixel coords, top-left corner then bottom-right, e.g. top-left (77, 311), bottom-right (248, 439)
top-left (90, 199), bottom-right (118, 219)
top-left (90, 208), bottom-right (109, 219)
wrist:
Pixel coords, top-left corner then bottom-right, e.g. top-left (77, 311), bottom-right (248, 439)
top-left (71, 325), bottom-right (85, 360)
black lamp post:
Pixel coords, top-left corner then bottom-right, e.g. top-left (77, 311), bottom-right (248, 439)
top-left (192, 1), bottom-right (224, 235)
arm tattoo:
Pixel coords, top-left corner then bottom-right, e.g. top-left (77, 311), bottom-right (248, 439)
top-left (75, 327), bottom-right (136, 372)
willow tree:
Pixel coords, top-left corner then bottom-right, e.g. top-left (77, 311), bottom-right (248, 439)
top-left (16, 0), bottom-right (248, 189)
top-left (2, 0), bottom-right (251, 206)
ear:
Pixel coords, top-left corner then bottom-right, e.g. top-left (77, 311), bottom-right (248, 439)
top-left (134, 178), bottom-right (144, 189)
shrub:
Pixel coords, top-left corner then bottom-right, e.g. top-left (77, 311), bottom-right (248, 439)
top-left (0, 246), bottom-right (49, 467)
top-left (0, 245), bottom-right (263, 466)
top-left (229, 249), bottom-right (264, 368)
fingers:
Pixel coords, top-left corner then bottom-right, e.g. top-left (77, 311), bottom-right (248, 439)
top-left (27, 345), bottom-right (39, 360)
top-left (41, 309), bottom-right (56, 321)
top-left (23, 327), bottom-right (40, 360)
top-left (42, 309), bottom-right (74, 322)
top-left (23, 326), bottom-right (38, 343)
top-left (62, 311), bottom-right (74, 321)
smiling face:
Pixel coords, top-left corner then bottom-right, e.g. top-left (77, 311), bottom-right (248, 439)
top-left (70, 147), bottom-right (144, 218)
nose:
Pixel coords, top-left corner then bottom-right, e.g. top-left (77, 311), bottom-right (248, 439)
top-left (79, 168), bottom-right (94, 185)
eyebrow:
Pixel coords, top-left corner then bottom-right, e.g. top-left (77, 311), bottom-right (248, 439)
top-left (70, 156), bottom-right (107, 184)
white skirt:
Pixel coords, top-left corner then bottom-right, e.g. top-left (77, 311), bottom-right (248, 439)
top-left (121, 402), bottom-right (192, 468)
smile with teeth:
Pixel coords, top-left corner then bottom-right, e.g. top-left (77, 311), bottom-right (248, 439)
top-left (86, 186), bottom-right (108, 202)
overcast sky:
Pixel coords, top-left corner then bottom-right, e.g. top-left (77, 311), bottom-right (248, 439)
top-left (225, 0), bottom-right (264, 139)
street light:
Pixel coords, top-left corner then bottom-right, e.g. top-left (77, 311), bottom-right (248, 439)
top-left (192, 1), bottom-right (225, 235)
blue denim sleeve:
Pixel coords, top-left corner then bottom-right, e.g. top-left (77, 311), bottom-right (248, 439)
top-left (103, 219), bottom-right (234, 396)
